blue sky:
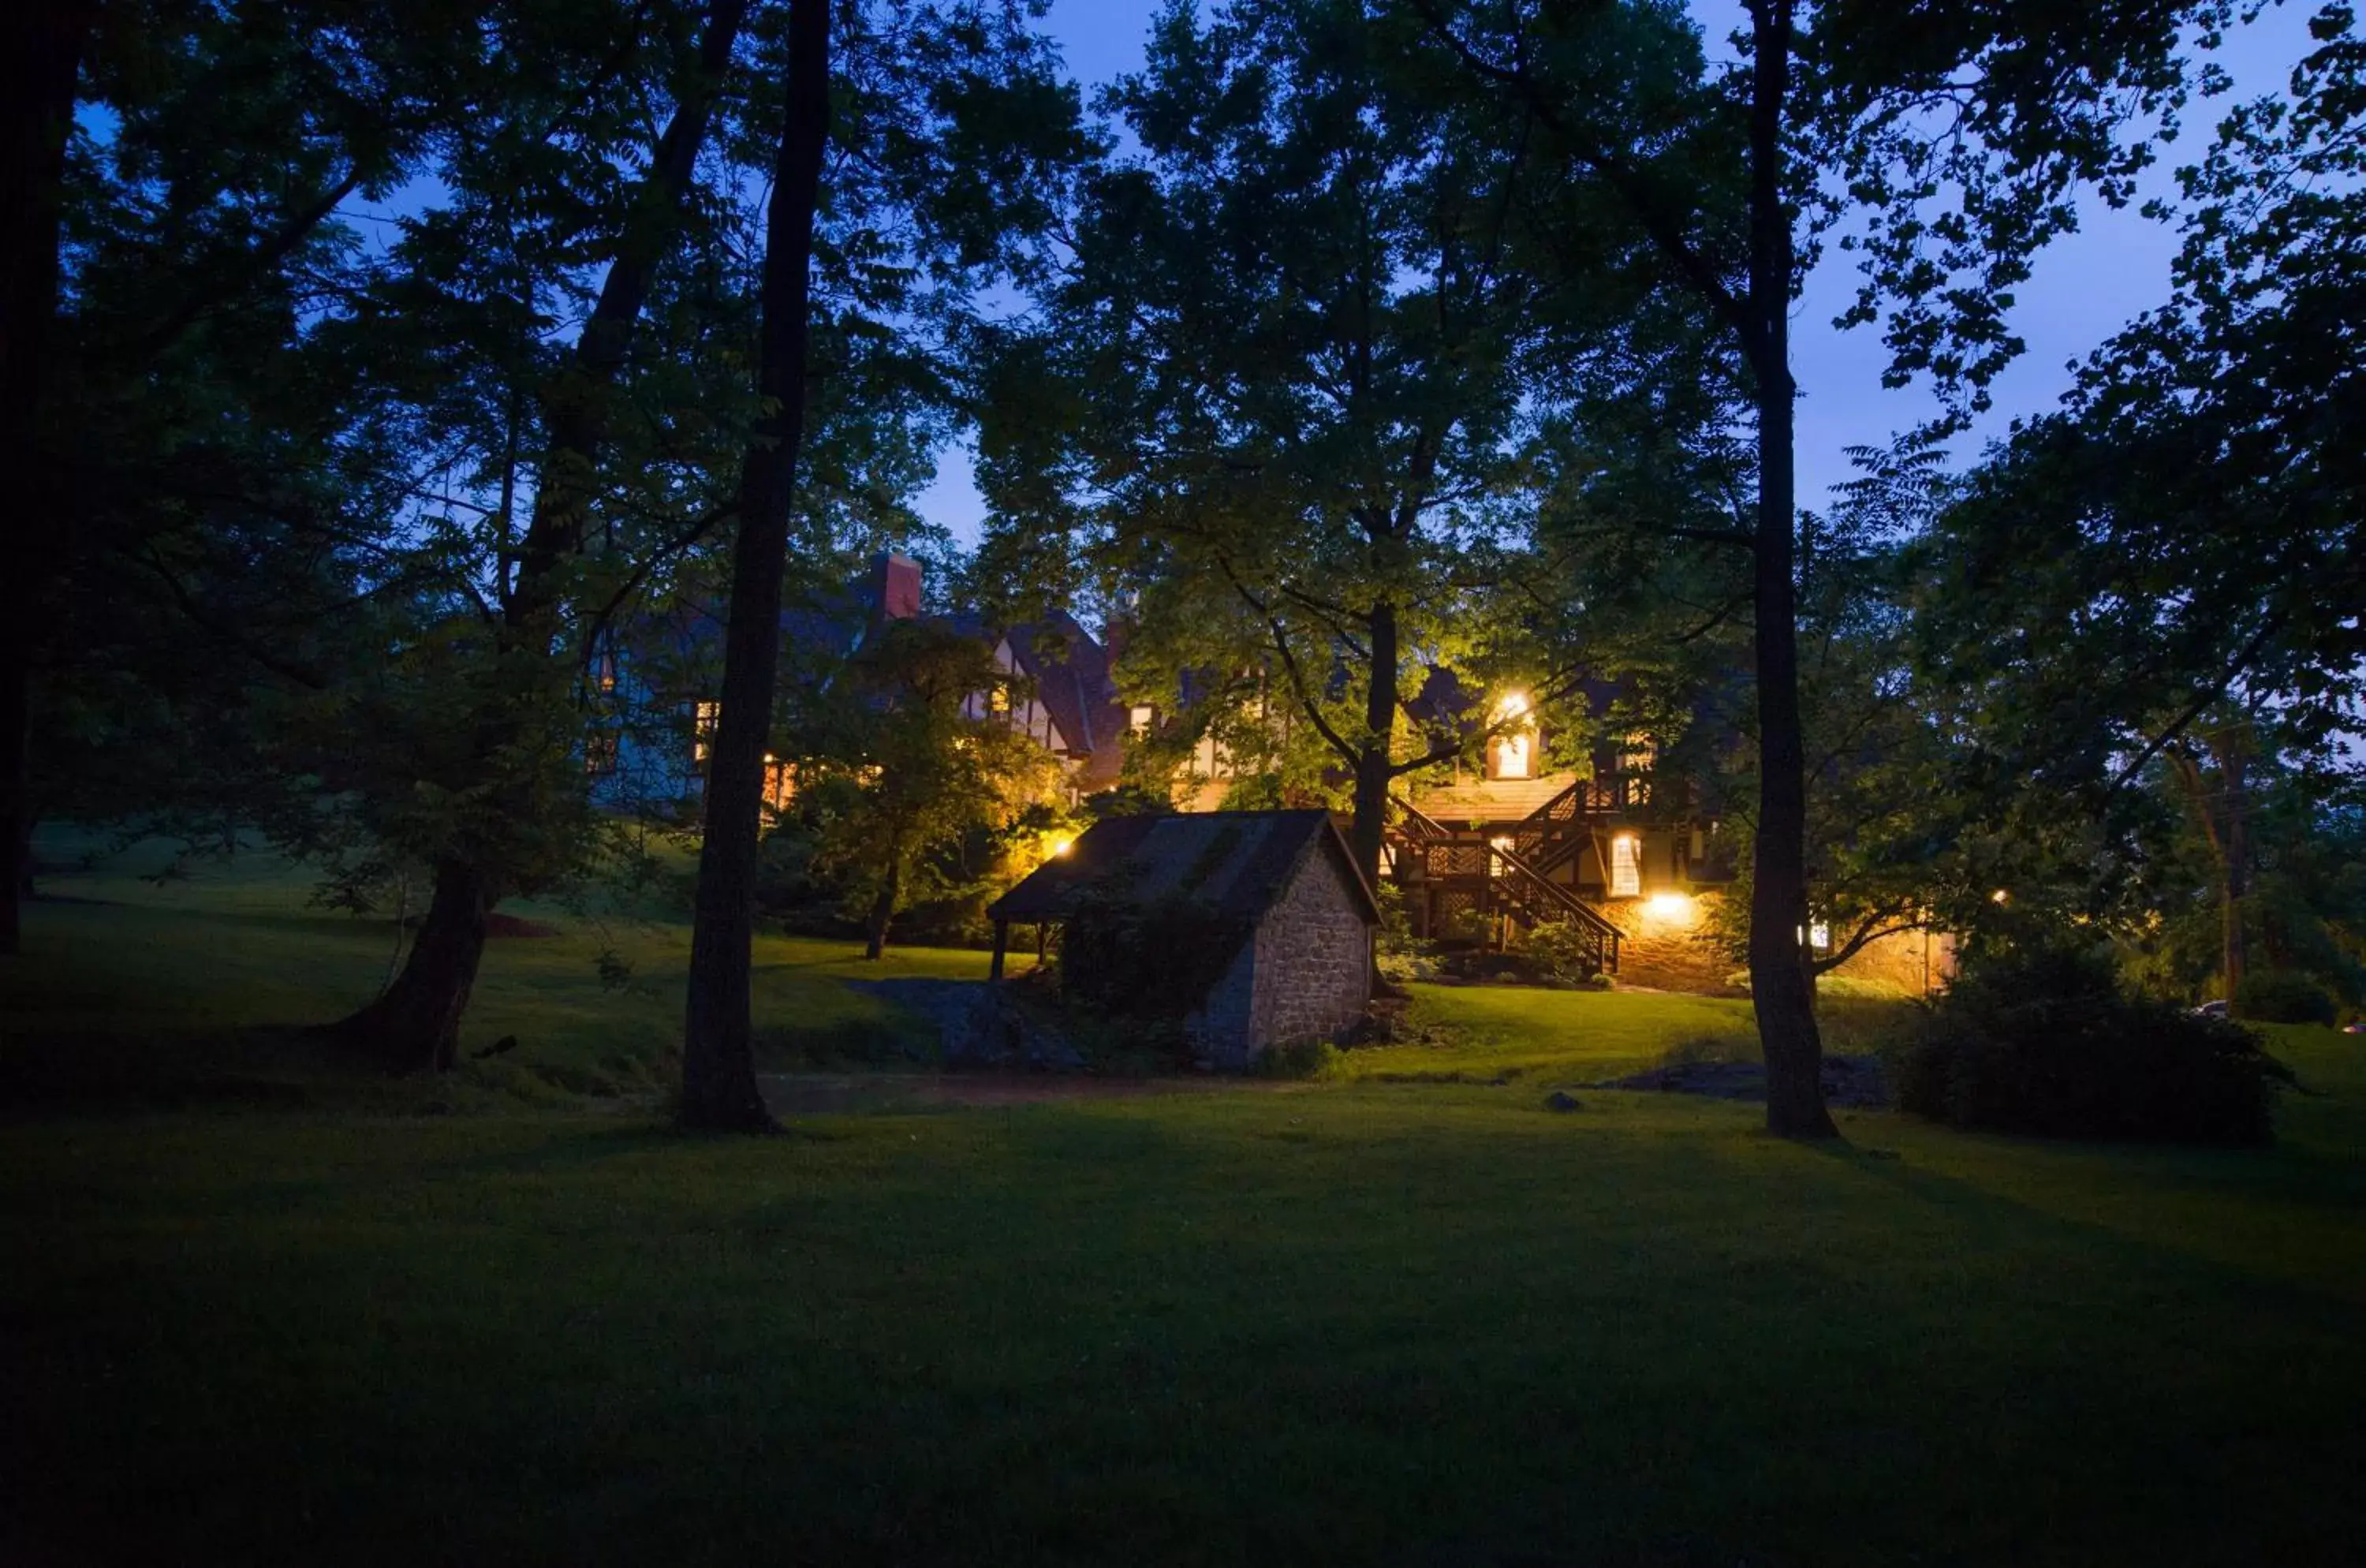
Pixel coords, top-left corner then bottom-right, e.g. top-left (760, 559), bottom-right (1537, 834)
top-left (916, 0), bottom-right (2324, 543)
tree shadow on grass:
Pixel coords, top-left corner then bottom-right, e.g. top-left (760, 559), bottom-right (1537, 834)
top-left (1798, 1133), bottom-right (2366, 1309)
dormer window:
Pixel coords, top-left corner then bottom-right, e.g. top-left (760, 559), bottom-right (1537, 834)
top-left (1487, 692), bottom-right (1535, 781)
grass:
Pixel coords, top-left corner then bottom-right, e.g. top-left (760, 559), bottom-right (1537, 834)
top-left (1342, 983), bottom-right (1916, 1085)
top-left (5, 826), bottom-right (1035, 1107)
top-left (6, 831), bottom-right (2366, 1563)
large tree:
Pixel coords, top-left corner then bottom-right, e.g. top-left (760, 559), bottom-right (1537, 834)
top-left (2, 0), bottom-right (503, 955)
top-left (980, 0), bottom-right (1667, 890)
top-left (323, 0), bottom-right (756, 1072)
top-left (1417, 0), bottom-right (2235, 1136)
top-left (680, 0), bottom-right (830, 1134)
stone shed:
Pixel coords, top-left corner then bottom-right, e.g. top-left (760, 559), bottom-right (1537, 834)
top-left (987, 810), bottom-right (1379, 1069)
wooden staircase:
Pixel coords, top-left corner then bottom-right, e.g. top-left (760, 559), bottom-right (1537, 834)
top-left (1487, 842), bottom-right (1622, 975)
top-left (1386, 785), bottom-right (1626, 975)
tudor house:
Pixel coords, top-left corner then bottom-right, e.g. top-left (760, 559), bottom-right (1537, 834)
top-left (586, 554), bottom-right (1134, 816)
top-left (589, 556), bottom-right (1752, 983)
top-left (1158, 677), bottom-right (1733, 980)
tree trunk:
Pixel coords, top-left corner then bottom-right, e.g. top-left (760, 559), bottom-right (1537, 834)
top-left (1743, 0), bottom-right (1834, 1140)
top-left (335, 859), bottom-right (490, 1073)
top-left (680, 0), bottom-right (829, 1133)
top-left (0, 0), bottom-right (91, 958)
top-left (0, 644), bottom-right (29, 957)
top-left (2211, 726), bottom-right (2250, 1000)
top-left (862, 861), bottom-right (898, 962)
top-left (1349, 598), bottom-right (1400, 894)
top-left (2175, 728), bottom-right (2252, 1002)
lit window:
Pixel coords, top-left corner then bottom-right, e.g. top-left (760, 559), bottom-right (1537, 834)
top-left (988, 683), bottom-right (1010, 715)
top-left (1618, 737), bottom-right (1655, 806)
top-left (1610, 834), bottom-right (1640, 898)
top-left (584, 731), bottom-right (619, 776)
top-left (763, 755), bottom-right (797, 811)
top-left (1129, 704), bottom-right (1155, 736)
top-left (692, 700), bottom-right (721, 766)
top-left (1489, 693), bottom-right (1536, 781)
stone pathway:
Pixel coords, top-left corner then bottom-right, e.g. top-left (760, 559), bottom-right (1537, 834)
top-left (1588, 1055), bottom-right (1889, 1108)
top-left (759, 1071), bottom-right (1267, 1114)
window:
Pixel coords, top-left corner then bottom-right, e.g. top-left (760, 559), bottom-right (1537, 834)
top-left (692, 700), bottom-right (721, 767)
top-left (1488, 693), bottom-right (1535, 781)
top-left (1616, 737), bottom-right (1655, 808)
top-left (584, 731), bottom-right (620, 776)
top-left (1488, 730), bottom-right (1532, 781)
top-left (988, 682), bottom-right (1010, 716)
top-left (1129, 704), bottom-right (1155, 737)
top-left (763, 756), bottom-right (797, 811)
top-left (1609, 834), bottom-right (1641, 898)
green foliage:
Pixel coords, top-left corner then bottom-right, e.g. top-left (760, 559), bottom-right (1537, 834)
top-left (1510, 920), bottom-right (1612, 984)
top-left (2234, 970), bottom-right (2338, 1026)
top-left (1249, 1037), bottom-right (1344, 1081)
top-left (782, 619), bottom-right (1064, 952)
top-left (1898, 942), bottom-right (2291, 1146)
top-left (976, 0), bottom-right (1636, 858)
top-left (1372, 882), bottom-right (1439, 984)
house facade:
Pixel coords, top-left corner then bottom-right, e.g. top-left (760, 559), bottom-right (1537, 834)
top-left (587, 554), bottom-right (1134, 816)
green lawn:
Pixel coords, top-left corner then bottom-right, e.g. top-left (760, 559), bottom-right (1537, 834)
top-left (6, 832), bottom-right (2366, 1564)
top-left (5, 827), bottom-right (1036, 1107)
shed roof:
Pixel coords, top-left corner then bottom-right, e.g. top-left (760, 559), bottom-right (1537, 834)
top-left (988, 809), bottom-right (1379, 926)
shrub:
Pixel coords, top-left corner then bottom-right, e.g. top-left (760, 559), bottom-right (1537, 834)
top-left (1252, 1037), bottom-right (1344, 1079)
top-left (1898, 943), bottom-right (2291, 1146)
top-left (1513, 920), bottom-right (1611, 983)
top-left (1374, 883), bottom-right (1439, 983)
top-left (2233, 969), bottom-right (2337, 1025)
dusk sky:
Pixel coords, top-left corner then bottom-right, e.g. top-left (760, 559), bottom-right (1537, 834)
top-left (916, 0), bottom-right (2327, 542)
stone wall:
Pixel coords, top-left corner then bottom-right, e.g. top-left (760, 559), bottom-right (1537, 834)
top-left (1829, 924), bottom-right (1955, 995)
top-left (1593, 889), bottom-right (1956, 997)
top-left (1599, 896), bottom-right (1737, 994)
top-left (1245, 846), bottom-right (1374, 1057)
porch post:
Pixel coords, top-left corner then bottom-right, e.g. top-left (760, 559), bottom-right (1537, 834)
top-left (989, 917), bottom-right (1009, 984)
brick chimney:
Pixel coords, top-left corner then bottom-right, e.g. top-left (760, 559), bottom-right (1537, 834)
top-left (871, 552), bottom-right (923, 625)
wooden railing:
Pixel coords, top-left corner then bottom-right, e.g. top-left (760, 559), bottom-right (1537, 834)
top-left (1488, 844), bottom-right (1622, 974)
top-left (1384, 786), bottom-right (1631, 974)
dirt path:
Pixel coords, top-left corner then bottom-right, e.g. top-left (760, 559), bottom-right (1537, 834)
top-left (759, 1072), bottom-right (1286, 1115)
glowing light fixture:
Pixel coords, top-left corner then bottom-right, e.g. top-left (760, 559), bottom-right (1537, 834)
top-left (1991, 888), bottom-right (2010, 905)
top-left (1050, 836), bottom-right (1075, 858)
top-left (1492, 691), bottom-right (1531, 721)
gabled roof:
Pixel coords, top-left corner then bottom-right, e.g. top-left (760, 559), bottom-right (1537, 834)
top-left (1002, 612), bottom-right (1131, 787)
top-left (989, 809), bottom-right (1379, 925)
